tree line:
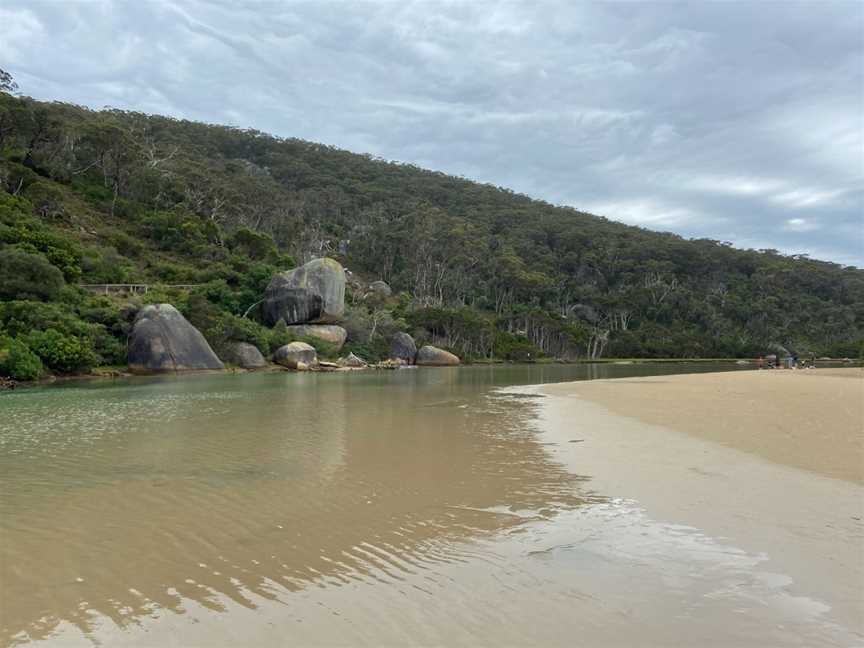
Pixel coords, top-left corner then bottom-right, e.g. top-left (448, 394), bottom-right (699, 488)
top-left (0, 72), bottom-right (861, 378)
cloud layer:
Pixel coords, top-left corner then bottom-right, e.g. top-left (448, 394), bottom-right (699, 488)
top-left (3, 0), bottom-right (862, 265)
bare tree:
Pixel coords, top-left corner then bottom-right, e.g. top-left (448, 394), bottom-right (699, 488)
top-left (0, 68), bottom-right (18, 94)
top-left (643, 271), bottom-right (679, 306)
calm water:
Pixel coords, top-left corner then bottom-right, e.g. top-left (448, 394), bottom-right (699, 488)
top-left (0, 363), bottom-right (775, 646)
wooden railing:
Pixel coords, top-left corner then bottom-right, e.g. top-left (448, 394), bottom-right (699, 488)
top-left (78, 284), bottom-right (201, 295)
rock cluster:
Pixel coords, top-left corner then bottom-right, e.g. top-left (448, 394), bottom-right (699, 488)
top-left (125, 265), bottom-right (464, 374)
top-left (386, 332), bottom-right (461, 366)
top-left (261, 258), bottom-right (350, 363)
top-left (263, 258), bottom-right (345, 326)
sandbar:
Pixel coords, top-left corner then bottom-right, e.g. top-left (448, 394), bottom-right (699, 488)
top-left (536, 368), bottom-right (864, 639)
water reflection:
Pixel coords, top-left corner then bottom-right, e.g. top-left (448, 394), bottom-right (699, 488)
top-left (0, 365), bottom-right (628, 645)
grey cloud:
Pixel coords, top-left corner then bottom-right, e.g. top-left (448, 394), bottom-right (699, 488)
top-left (2, 0), bottom-right (862, 265)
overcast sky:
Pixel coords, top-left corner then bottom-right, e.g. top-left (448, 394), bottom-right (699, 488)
top-left (2, 1), bottom-right (862, 266)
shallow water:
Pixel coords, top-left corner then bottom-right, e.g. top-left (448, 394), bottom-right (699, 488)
top-left (4, 362), bottom-right (846, 647)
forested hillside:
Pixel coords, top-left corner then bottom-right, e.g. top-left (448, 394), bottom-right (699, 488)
top-left (0, 83), bottom-right (862, 379)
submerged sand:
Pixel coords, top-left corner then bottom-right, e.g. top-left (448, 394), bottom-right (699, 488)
top-left (4, 367), bottom-right (863, 646)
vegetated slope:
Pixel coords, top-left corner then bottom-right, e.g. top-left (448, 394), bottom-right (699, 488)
top-left (0, 91), bottom-right (861, 379)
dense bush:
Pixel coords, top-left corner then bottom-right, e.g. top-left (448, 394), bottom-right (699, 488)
top-left (268, 319), bottom-right (292, 353)
top-left (0, 300), bottom-right (94, 338)
top-left (0, 297), bottom-right (124, 369)
top-left (342, 337), bottom-right (390, 362)
top-left (0, 336), bottom-right (44, 380)
top-left (0, 247), bottom-right (65, 301)
top-left (25, 328), bottom-right (97, 374)
top-left (80, 246), bottom-right (135, 283)
top-left (222, 314), bottom-right (270, 354)
top-left (492, 331), bottom-right (544, 362)
top-left (228, 227), bottom-right (278, 261)
top-left (149, 260), bottom-right (199, 283)
top-left (0, 201), bottom-right (83, 281)
top-left (180, 291), bottom-right (271, 356)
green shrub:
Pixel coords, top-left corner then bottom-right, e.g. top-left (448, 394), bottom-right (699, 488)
top-left (229, 257), bottom-right (283, 294)
top-left (193, 280), bottom-right (243, 313)
top-left (0, 164), bottom-right (40, 202)
top-left (0, 300), bottom-right (93, 337)
top-left (268, 319), bottom-right (291, 353)
top-left (142, 286), bottom-right (190, 310)
top-left (22, 179), bottom-right (66, 219)
top-left (80, 246), bottom-right (135, 283)
top-left (492, 331), bottom-right (543, 362)
top-left (149, 260), bottom-right (199, 283)
top-left (0, 218), bottom-right (83, 280)
top-left (198, 262), bottom-right (242, 286)
top-left (342, 337), bottom-right (390, 362)
top-left (25, 328), bottom-right (97, 374)
top-left (105, 230), bottom-right (145, 257)
top-left (140, 210), bottom-right (221, 253)
top-left (0, 190), bottom-right (34, 225)
top-left (222, 314), bottom-right (270, 352)
top-left (0, 247), bottom-right (65, 301)
top-left (0, 336), bottom-right (43, 380)
top-left (294, 335), bottom-right (339, 359)
top-left (228, 227), bottom-right (278, 261)
top-left (92, 332), bottom-right (126, 366)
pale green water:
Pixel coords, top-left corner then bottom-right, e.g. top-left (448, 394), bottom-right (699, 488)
top-left (11, 362), bottom-right (838, 647)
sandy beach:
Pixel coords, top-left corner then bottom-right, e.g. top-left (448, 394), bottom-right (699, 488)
top-left (544, 367), bottom-right (864, 483)
top-left (536, 367), bottom-right (864, 641)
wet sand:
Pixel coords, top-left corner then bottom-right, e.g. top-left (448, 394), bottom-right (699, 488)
top-left (537, 368), bottom-right (864, 640)
top-left (543, 367), bottom-right (864, 483)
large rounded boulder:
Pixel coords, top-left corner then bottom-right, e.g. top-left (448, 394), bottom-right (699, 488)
top-left (390, 332), bottom-right (417, 365)
top-left (273, 341), bottom-right (317, 369)
top-left (285, 324), bottom-right (347, 351)
top-left (128, 304), bottom-right (224, 373)
top-left (263, 258), bottom-right (345, 326)
top-left (223, 342), bottom-right (267, 369)
top-left (415, 345), bottom-right (460, 366)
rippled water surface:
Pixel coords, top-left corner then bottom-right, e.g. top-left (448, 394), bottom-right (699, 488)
top-left (3, 363), bottom-right (822, 646)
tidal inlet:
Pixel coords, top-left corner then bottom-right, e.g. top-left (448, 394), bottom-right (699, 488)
top-left (1, 365), bottom-right (861, 646)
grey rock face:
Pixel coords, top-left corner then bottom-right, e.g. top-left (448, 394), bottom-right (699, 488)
top-left (415, 345), bottom-right (460, 366)
top-left (285, 324), bottom-right (347, 351)
top-left (263, 287), bottom-right (322, 326)
top-left (368, 280), bottom-right (392, 297)
top-left (224, 342), bottom-right (267, 369)
top-left (263, 258), bottom-right (345, 325)
top-left (390, 332), bottom-right (417, 364)
top-left (273, 341), bottom-right (317, 369)
top-left (128, 304), bottom-right (224, 373)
